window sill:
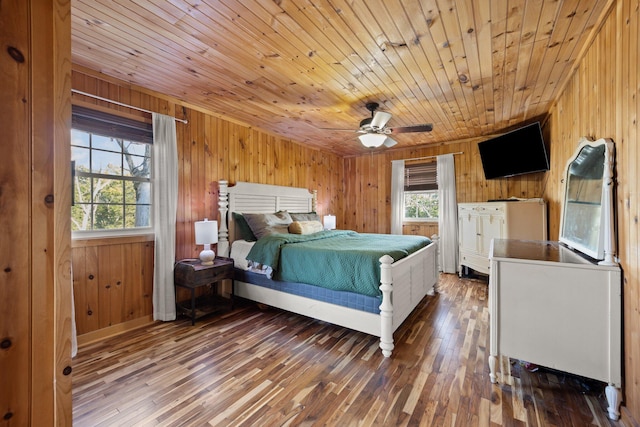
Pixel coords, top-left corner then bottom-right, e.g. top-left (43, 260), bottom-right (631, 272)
top-left (403, 219), bottom-right (438, 224)
top-left (72, 231), bottom-right (154, 248)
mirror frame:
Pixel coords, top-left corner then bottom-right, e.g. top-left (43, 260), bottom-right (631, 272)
top-left (558, 137), bottom-right (616, 265)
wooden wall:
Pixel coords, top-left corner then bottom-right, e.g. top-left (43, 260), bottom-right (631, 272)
top-left (70, 66), bottom-right (547, 336)
top-left (343, 139), bottom-right (547, 234)
top-left (545, 0), bottom-right (639, 424)
top-left (72, 237), bottom-right (154, 339)
top-left (68, 2), bottom-right (640, 423)
top-left (1, 0), bottom-right (73, 424)
top-left (71, 67), bottom-right (344, 336)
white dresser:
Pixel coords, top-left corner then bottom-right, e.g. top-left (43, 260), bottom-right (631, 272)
top-left (488, 239), bottom-right (622, 419)
top-left (457, 200), bottom-right (547, 275)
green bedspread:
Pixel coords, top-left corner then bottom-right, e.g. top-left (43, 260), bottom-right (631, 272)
top-left (245, 230), bottom-right (431, 297)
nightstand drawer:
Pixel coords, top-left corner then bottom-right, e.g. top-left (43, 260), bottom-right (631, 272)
top-left (174, 257), bottom-right (234, 288)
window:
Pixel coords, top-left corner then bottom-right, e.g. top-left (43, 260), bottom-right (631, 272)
top-left (403, 162), bottom-right (438, 221)
top-left (71, 106), bottom-right (153, 232)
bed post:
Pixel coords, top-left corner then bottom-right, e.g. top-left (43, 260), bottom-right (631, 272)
top-left (379, 254), bottom-right (394, 357)
top-left (218, 180), bottom-right (230, 257)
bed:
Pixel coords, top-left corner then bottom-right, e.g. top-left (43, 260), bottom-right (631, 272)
top-left (216, 180), bottom-right (439, 357)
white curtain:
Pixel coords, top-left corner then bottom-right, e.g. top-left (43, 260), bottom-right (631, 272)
top-left (152, 113), bottom-right (178, 321)
top-left (437, 154), bottom-right (458, 273)
top-left (390, 160), bottom-right (405, 234)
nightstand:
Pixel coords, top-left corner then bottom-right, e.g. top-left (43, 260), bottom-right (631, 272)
top-left (174, 256), bottom-right (234, 325)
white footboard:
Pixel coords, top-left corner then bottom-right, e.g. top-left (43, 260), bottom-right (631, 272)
top-left (379, 240), bottom-right (438, 356)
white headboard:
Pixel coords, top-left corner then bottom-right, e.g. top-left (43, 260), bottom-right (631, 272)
top-left (217, 180), bottom-right (317, 256)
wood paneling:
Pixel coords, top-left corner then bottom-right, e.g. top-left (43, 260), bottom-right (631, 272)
top-left (69, 0), bottom-right (613, 157)
top-left (1, 0), bottom-right (73, 424)
top-left (545, 1), bottom-right (639, 424)
top-left (343, 138), bottom-right (548, 234)
top-left (72, 237), bottom-right (154, 335)
top-left (67, 3), bottom-right (640, 423)
top-left (70, 68), bottom-right (344, 335)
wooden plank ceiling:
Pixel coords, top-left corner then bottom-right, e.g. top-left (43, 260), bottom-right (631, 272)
top-left (71, 0), bottom-right (611, 157)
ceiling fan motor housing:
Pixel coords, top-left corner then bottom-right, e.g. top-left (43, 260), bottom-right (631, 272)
top-left (359, 117), bottom-right (373, 129)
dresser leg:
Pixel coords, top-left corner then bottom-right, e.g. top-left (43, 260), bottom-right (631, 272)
top-left (489, 354), bottom-right (498, 383)
top-left (605, 384), bottom-right (621, 420)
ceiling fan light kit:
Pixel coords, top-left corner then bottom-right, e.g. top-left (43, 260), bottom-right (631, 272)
top-left (358, 133), bottom-right (388, 148)
top-left (327, 102), bottom-right (433, 149)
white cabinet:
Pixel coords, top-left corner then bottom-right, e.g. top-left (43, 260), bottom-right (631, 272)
top-left (488, 239), bottom-right (622, 419)
top-left (458, 201), bottom-right (547, 275)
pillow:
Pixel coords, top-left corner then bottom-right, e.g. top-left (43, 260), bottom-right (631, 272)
top-left (289, 212), bottom-right (320, 222)
top-left (243, 211), bottom-right (293, 239)
top-left (232, 212), bottom-right (257, 241)
top-left (288, 220), bottom-right (324, 235)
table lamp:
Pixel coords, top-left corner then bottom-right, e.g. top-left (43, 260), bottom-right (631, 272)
top-left (323, 214), bottom-right (336, 230)
top-left (194, 218), bottom-right (218, 265)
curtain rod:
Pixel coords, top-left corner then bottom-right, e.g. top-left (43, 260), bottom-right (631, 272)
top-left (71, 89), bottom-right (188, 124)
top-left (396, 151), bottom-right (463, 162)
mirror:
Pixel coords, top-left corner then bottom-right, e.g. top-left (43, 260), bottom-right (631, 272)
top-left (559, 137), bottom-right (616, 264)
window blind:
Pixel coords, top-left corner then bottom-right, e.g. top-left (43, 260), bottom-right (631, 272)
top-left (404, 162), bottom-right (438, 191)
top-left (71, 105), bottom-right (153, 144)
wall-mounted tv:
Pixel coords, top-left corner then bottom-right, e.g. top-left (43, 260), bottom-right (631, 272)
top-left (478, 122), bottom-right (549, 179)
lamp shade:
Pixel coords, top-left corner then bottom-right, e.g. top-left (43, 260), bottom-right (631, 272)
top-left (194, 218), bottom-right (218, 244)
top-left (323, 214), bottom-right (336, 230)
top-left (358, 133), bottom-right (387, 148)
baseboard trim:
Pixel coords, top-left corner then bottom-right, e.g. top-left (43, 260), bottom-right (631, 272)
top-left (77, 315), bottom-right (155, 347)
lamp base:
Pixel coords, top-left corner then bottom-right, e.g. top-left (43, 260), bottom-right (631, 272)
top-left (199, 249), bottom-right (215, 265)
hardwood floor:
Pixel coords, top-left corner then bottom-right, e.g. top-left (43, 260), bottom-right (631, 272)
top-left (73, 274), bottom-right (621, 426)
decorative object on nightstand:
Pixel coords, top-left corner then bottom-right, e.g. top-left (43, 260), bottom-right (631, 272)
top-left (195, 218), bottom-right (218, 265)
top-left (174, 257), bottom-right (234, 325)
top-left (323, 214), bottom-right (336, 230)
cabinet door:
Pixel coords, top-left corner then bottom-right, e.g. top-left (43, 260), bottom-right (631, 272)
top-left (479, 213), bottom-right (504, 255)
top-left (459, 210), bottom-right (480, 253)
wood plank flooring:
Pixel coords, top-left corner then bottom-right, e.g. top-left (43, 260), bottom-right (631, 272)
top-left (72, 274), bottom-right (622, 426)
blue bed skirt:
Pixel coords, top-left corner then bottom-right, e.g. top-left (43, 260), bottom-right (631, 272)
top-left (234, 269), bottom-right (381, 314)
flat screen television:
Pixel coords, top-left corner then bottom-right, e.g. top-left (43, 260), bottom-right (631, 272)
top-left (478, 122), bottom-right (549, 179)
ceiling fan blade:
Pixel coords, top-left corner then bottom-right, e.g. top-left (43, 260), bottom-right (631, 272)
top-left (319, 127), bottom-right (358, 132)
top-left (370, 111), bottom-right (392, 129)
top-left (389, 123), bottom-right (433, 134)
top-left (383, 137), bottom-right (397, 148)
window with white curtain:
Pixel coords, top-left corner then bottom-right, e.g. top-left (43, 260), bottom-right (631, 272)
top-left (403, 162), bottom-right (438, 221)
top-left (71, 105), bottom-right (153, 233)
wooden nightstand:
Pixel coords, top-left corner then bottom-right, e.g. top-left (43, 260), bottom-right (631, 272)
top-left (174, 256), bottom-right (234, 325)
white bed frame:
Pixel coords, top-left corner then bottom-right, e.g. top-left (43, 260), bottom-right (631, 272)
top-left (217, 180), bottom-right (439, 357)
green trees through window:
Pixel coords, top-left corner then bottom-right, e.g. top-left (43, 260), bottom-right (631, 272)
top-left (404, 191), bottom-right (439, 220)
top-left (72, 129), bottom-right (151, 231)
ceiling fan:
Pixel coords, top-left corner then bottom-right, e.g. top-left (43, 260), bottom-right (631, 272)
top-left (349, 102), bottom-right (433, 148)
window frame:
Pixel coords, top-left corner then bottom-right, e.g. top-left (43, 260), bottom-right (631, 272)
top-left (71, 106), bottom-right (154, 238)
top-left (403, 189), bottom-right (439, 222)
top-left (402, 161), bottom-right (439, 223)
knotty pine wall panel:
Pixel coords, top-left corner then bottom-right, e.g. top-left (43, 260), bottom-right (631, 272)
top-left (71, 67), bottom-right (343, 335)
top-left (1, 0), bottom-right (73, 423)
top-left (72, 238), bottom-right (153, 336)
top-left (342, 139), bottom-right (547, 235)
top-left (544, 1), bottom-right (639, 423)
